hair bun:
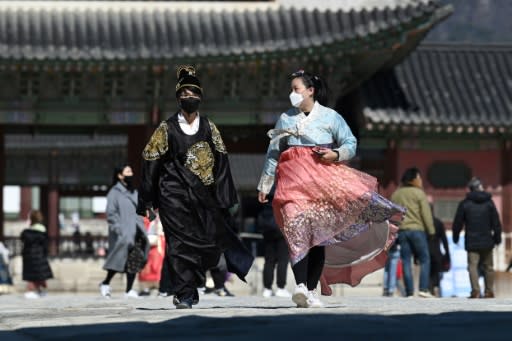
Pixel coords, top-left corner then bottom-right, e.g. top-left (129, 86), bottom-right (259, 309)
top-left (177, 65), bottom-right (196, 80)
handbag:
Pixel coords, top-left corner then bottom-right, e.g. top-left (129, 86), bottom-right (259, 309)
top-left (125, 229), bottom-right (148, 274)
top-left (441, 254), bottom-right (451, 272)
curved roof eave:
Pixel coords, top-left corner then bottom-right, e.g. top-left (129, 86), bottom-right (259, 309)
top-left (0, 2), bottom-right (449, 61)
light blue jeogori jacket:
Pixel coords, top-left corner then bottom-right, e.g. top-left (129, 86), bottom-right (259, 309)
top-left (257, 101), bottom-right (357, 194)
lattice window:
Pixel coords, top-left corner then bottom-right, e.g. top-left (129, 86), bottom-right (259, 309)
top-left (62, 72), bottom-right (82, 97)
top-left (238, 61), bottom-right (260, 100)
top-left (222, 63), bottom-right (239, 98)
top-left (82, 73), bottom-right (103, 100)
top-left (145, 71), bottom-right (159, 98)
top-left (124, 72), bottom-right (146, 100)
top-left (0, 71), bottom-right (18, 99)
top-left (39, 72), bottom-right (61, 99)
top-left (259, 61), bottom-right (272, 98)
top-left (202, 63), bottom-right (223, 99)
top-left (427, 162), bottom-right (472, 188)
top-left (104, 73), bottom-right (124, 97)
top-left (20, 71), bottom-right (40, 97)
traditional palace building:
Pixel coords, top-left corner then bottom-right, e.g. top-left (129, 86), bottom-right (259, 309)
top-left (14, 1), bottom-right (507, 258)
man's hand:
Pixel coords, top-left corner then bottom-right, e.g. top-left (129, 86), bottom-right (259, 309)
top-left (228, 203), bottom-right (240, 216)
top-left (146, 208), bottom-right (157, 221)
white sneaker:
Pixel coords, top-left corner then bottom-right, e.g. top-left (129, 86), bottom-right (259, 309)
top-left (124, 289), bottom-right (140, 298)
top-left (307, 289), bottom-right (324, 308)
top-left (275, 288), bottom-right (292, 298)
top-left (262, 288), bottom-right (273, 298)
top-left (197, 287), bottom-right (206, 295)
top-left (99, 284), bottom-right (111, 298)
top-left (418, 290), bottom-right (434, 298)
top-left (292, 283), bottom-right (309, 308)
top-left (24, 291), bottom-right (40, 299)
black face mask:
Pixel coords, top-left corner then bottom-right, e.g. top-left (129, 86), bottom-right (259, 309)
top-left (179, 97), bottom-right (201, 114)
top-left (123, 175), bottom-right (134, 190)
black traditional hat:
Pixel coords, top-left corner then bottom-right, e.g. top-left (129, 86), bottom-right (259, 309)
top-left (175, 65), bottom-right (203, 97)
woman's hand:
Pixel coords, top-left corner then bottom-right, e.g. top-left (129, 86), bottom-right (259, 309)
top-left (313, 148), bottom-right (338, 162)
top-left (258, 191), bottom-right (268, 203)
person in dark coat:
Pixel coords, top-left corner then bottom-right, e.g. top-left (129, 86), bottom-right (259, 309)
top-left (138, 65), bottom-right (253, 309)
top-left (257, 195), bottom-right (291, 298)
top-left (452, 177), bottom-right (502, 298)
top-left (100, 164), bottom-right (148, 299)
top-left (428, 205), bottom-right (450, 297)
top-left (21, 210), bottom-right (53, 299)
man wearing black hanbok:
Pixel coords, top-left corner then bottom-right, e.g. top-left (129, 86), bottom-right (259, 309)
top-left (138, 66), bottom-right (253, 309)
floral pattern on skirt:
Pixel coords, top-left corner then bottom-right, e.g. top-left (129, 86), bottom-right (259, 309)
top-left (272, 147), bottom-right (405, 291)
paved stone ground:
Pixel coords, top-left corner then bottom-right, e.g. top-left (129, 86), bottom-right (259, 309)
top-left (1, 293), bottom-right (511, 340)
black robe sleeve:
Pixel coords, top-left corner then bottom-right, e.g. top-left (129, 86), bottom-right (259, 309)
top-left (209, 119), bottom-right (238, 209)
top-left (138, 121), bottom-right (169, 215)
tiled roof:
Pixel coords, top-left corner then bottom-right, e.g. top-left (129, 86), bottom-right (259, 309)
top-left (362, 44), bottom-right (512, 132)
top-left (0, 1), bottom-right (449, 61)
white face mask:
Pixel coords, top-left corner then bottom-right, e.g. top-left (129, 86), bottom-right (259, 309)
top-left (289, 91), bottom-right (304, 108)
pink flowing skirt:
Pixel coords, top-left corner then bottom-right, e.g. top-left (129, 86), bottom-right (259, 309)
top-left (272, 147), bottom-right (405, 294)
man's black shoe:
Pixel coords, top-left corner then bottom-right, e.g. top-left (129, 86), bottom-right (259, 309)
top-left (173, 295), bottom-right (194, 309)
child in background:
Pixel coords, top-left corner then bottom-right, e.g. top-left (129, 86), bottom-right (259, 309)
top-left (21, 210), bottom-right (53, 299)
top-left (139, 215), bottom-right (166, 296)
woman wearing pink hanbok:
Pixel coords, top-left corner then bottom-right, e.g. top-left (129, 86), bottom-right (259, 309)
top-left (257, 70), bottom-right (405, 308)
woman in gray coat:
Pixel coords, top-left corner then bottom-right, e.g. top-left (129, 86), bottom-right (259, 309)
top-left (100, 164), bottom-right (147, 298)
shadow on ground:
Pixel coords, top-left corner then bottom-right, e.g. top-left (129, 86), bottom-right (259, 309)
top-left (1, 311), bottom-right (511, 341)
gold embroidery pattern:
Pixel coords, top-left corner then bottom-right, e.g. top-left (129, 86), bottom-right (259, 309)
top-left (184, 141), bottom-right (215, 185)
top-left (142, 122), bottom-right (169, 161)
top-left (208, 120), bottom-right (227, 154)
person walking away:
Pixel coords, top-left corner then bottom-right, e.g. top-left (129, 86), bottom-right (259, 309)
top-left (138, 65), bottom-right (253, 309)
top-left (391, 167), bottom-right (435, 298)
top-left (257, 194), bottom-right (291, 298)
top-left (20, 210), bottom-right (53, 299)
top-left (452, 177), bottom-right (501, 298)
top-left (257, 70), bottom-right (405, 308)
top-left (100, 164), bottom-right (148, 299)
top-left (429, 205), bottom-right (450, 297)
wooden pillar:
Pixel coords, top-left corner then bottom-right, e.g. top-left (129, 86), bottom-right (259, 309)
top-left (501, 140), bottom-right (512, 261)
top-left (127, 125), bottom-right (152, 188)
top-left (0, 126), bottom-right (4, 241)
top-left (19, 186), bottom-right (32, 220)
top-left (40, 185), bottom-right (60, 256)
top-left (47, 187), bottom-right (59, 256)
top-left (383, 138), bottom-right (399, 189)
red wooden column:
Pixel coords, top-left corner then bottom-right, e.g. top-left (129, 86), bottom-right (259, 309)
top-left (0, 126), bottom-right (4, 241)
top-left (47, 186), bottom-right (59, 256)
top-left (19, 186), bottom-right (32, 220)
top-left (381, 138), bottom-right (399, 197)
top-left (501, 140), bottom-right (512, 262)
top-left (127, 125), bottom-right (153, 188)
top-left (40, 185), bottom-right (60, 256)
